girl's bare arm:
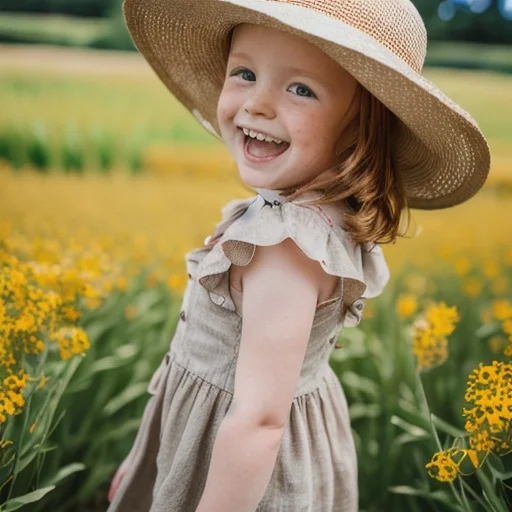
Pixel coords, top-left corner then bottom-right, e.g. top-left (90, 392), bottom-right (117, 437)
top-left (195, 238), bottom-right (324, 512)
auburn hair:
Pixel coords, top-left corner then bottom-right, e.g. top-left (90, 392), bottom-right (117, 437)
top-left (281, 82), bottom-right (409, 245)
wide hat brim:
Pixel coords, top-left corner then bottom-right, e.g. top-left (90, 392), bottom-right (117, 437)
top-left (123, 0), bottom-right (491, 210)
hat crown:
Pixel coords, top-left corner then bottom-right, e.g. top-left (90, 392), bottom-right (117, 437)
top-left (269, 0), bottom-right (427, 72)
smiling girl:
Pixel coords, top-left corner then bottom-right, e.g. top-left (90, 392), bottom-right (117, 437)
top-left (107, 1), bottom-right (490, 511)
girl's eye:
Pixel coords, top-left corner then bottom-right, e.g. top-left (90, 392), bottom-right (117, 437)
top-left (288, 83), bottom-right (316, 98)
top-left (230, 68), bottom-right (256, 82)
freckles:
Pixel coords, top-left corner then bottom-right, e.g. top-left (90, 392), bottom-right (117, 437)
top-left (217, 97), bottom-right (235, 122)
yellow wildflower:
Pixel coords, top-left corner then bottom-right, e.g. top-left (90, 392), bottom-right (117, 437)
top-left (413, 326), bottom-right (448, 371)
top-left (483, 259), bottom-right (499, 279)
top-left (0, 298), bottom-right (5, 326)
top-left (37, 375), bottom-right (48, 389)
top-left (396, 294), bottom-right (418, 319)
top-left (61, 305), bottom-right (81, 322)
top-left (0, 371), bottom-right (27, 424)
top-left (425, 302), bottom-right (459, 337)
top-left (52, 326), bottom-right (90, 361)
top-left (489, 336), bottom-right (506, 354)
top-left (454, 257), bottom-right (471, 276)
top-left (463, 278), bottom-right (483, 298)
top-left (502, 319), bottom-right (512, 339)
top-left (466, 449), bottom-right (480, 471)
top-left (168, 273), bottom-right (187, 295)
top-left (426, 447), bottom-right (482, 483)
top-left (1, 394), bottom-right (15, 415)
top-left (426, 449), bottom-right (460, 483)
top-left (82, 282), bottom-right (101, 300)
top-left (116, 276), bottom-right (128, 292)
top-left (102, 278), bottom-right (114, 293)
top-left (2, 371), bottom-right (27, 390)
top-left (468, 428), bottom-right (496, 452)
top-left (7, 390), bottom-right (24, 407)
top-left (492, 300), bottom-right (512, 321)
top-left (463, 361), bottom-right (512, 453)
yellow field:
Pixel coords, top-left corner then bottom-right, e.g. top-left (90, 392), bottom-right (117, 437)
top-left (1, 47), bottom-right (512, 511)
top-left (1, 165), bottom-right (510, 280)
top-left (0, 47), bottom-right (511, 279)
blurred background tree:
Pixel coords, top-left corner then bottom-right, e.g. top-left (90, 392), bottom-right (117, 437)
top-left (0, 0), bottom-right (511, 46)
top-left (0, 0), bottom-right (118, 17)
top-left (414, 0), bottom-right (512, 43)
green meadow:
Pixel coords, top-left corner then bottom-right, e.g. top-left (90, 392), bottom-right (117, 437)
top-left (1, 47), bottom-right (512, 512)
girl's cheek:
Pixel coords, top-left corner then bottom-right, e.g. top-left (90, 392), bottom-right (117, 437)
top-left (217, 100), bottom-right (232, 131)
top-left (217, 88), bottom-right (240, 122)
top-left (298, 129), bottom-right (333, 165)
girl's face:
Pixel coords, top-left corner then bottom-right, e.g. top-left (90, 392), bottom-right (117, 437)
top-left (217, 24), bottom-right (359, 191)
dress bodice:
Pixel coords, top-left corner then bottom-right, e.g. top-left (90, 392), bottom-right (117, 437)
top-left (164, 192), bottom-right (389, 398)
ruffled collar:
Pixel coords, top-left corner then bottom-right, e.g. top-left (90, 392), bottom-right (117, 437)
top-left (254, 187), bottom-right (286, 207)
top-left (254, 187), bottom-right (323, 207)
top-left (253, 187), bottom-right (390, 299)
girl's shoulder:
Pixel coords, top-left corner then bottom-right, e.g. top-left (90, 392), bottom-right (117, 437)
top-left (196, 193), bottom-right (390, 322)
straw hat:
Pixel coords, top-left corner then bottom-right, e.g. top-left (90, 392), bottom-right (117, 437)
top-left (122, 0), bottom-right (491, 209)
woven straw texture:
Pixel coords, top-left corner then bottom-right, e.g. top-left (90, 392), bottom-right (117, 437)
top-left (269, 0), bottom-right (427, 72)
top-left (122, 0), bottom-right (490, 207)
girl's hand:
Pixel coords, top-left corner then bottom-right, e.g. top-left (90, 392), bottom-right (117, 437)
top-left (108, 455), bottom-right (131, 503)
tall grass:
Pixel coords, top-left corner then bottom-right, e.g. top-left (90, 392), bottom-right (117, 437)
top-left (0, 49), bottom-right (511, 511)
top-left (1, 168), bottom-right (512, 510)
top-left (1, 52), bottom-right (512, 178)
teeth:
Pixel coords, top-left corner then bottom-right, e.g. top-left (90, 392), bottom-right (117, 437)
top-left (241, 127), bottom-right (283, 145)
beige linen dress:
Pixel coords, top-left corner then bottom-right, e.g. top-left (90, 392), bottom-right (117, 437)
top-left (107, 189), bottom-right (389, 512)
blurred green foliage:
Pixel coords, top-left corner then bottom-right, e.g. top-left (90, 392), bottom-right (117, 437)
top-left (0, 13), bottom-right (111, 47)
top-left (0, 0), bottom-right (118, 18)
top-left (0, 0), bottom-right (511, 44)
top-left (426, 41), bottom-right (512, 74)
top-left (414, 0), bottom-right (512, 44)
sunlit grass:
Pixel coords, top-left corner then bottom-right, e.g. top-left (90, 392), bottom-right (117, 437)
top-left (1, 48), bottom-right (512, 511)
top-left (0, 48), bottom-right (511, 175)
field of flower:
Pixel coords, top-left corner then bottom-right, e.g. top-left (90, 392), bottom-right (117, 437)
top-left (1, 46), bottom-right (512, 511)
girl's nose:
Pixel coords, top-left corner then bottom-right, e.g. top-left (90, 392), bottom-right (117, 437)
top-left (243, 86), bottom-right (276, 119)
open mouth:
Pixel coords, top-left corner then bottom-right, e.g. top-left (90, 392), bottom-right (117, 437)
top-left (240, 128), bottom-right (290, 162)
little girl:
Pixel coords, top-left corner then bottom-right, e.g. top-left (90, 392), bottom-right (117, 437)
top-left (108, 0), bottom-right (490, 511)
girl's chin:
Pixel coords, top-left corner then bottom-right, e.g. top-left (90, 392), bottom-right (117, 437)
top-left (237, 167), bottom-right (282, 190)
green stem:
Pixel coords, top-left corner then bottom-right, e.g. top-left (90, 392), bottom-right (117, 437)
top-left (6, 353), bottom-right (32, 502)
top-left (413, 367), bottom-right (469, 511)
top-left (460, 477), bottom-right (491, 512)
top-left (475, 468), bottom-right (508, 512)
